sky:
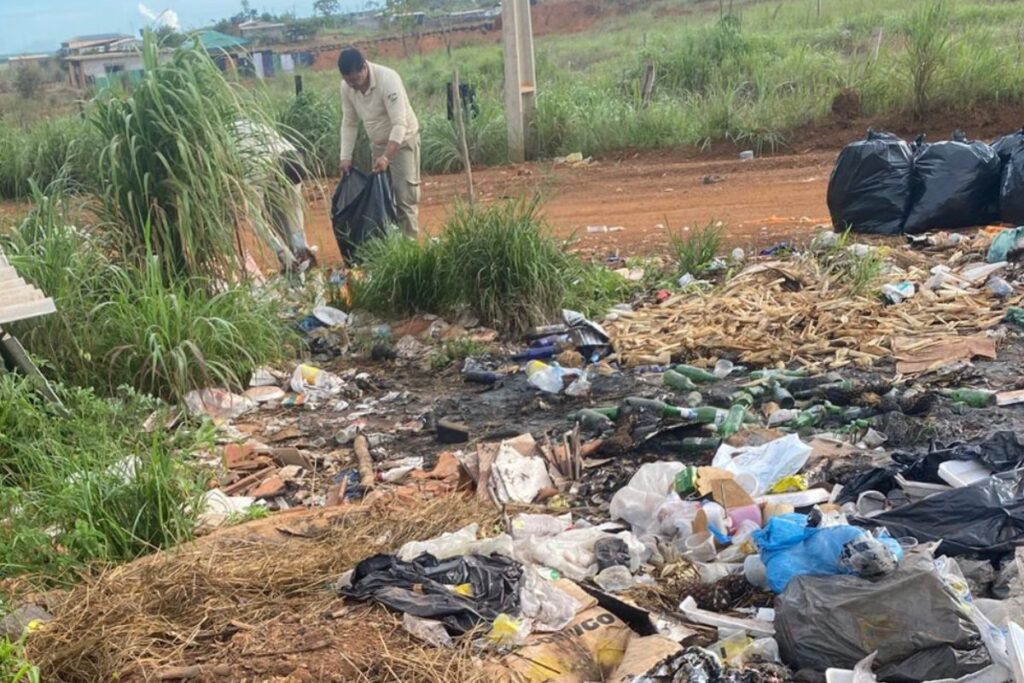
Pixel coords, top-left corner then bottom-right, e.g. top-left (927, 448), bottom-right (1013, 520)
top-left (0, 0), bottom-right (370, 55)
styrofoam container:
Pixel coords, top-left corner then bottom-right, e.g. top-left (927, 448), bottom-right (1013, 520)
top-left (895, 473), bottom-right (951, 501)
top-left (937, 459), bottom-right (994, 488)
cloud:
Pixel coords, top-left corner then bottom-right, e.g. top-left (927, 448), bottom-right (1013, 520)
top-left (138, 3), bottom-right (180, 30)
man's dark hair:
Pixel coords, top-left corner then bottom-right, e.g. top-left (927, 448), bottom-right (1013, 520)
top-left (338, 48), bottom-right (366, 75)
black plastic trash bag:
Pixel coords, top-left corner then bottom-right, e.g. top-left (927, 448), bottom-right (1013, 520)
top-left (902, 131), bottom-right (1002, 234)
top-left (949, 430), bottom-right (1024, 472)
top-left (774, 568), bottom-right (991, 682)
top-left (827, 129), bottom-right (913, 235)
top-left (330, 169), bottom-right (398, 263)
top-left (340, 552), bottom-right (524, 635)
top-left (856, 472), bottom-right (1024, 559)
top-left (995, 128), bottom-right (1024, 224)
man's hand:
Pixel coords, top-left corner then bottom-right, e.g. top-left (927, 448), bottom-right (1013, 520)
top-left (340, 159), bottom-right (353, 176)
top-left (372, 155), bottom-right (390, 174)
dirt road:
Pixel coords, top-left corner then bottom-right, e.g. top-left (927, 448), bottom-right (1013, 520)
top-left (306, 148), bottom-right (835, 266)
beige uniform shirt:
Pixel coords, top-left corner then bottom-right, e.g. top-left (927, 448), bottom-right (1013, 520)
top-left (340, 62), bottom-right (419, 161)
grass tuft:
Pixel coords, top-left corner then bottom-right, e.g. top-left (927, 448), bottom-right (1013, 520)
top-left (670, 222), bottom-right (723, 276)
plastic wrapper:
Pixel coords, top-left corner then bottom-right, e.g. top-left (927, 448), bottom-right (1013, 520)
top-left (903, 132), bottom-right (1002, 234)
top-left (518, 567), bottom-right (581, 632)
top-left (711, 434), bottom-right (812, 496)
top-left (340, 552), bottom-right (524, 635)
top-left (753, 513), bottom-right (902, 593)
top-left (856, 473), bottom-right (1024, 558)
top-left (775, 568), bottom-right (992, 680)
top-left (609, 462), bottom-right (685, 534)
top-left (402, 613), bottom-right (453, 648)
top-left (289, 364), bottom-right (344, 402)
top-left (396, 523), bottom-right (514, 562)
top-left (330, 168), bottom-right (398, 263)
top-left (516, 527), bottom-right (646, 581)
top-left (826, 129), bottom-right (913, 235)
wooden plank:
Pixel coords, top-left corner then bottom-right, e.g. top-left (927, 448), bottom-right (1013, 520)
top-left (0, 287), bottom-right (45, 307)
top-left (0, 300), bottom-right (57, 325)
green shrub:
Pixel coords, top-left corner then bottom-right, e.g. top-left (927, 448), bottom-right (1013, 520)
top-left (439, 199), bottom-right (570, 334)
top-left (92, 33), bottom-right (284, 281)
top-left (4, 191), bottom-right (293, 402)
top-left (0, 376), bottom-right (207, 581)
top-left (350, 232), bottom-right (451, 316)
top-left (670, 222), bottom-right (723, 276)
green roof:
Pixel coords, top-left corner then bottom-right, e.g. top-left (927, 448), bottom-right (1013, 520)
top-left (189, 30), bottom-right (249, 52)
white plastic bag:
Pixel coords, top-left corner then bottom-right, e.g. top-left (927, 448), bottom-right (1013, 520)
top-left (712, 433), bottom-right (812, 495)
top-left (396, 523), bottom-right (515, 562)
top-left (518, 568), bottom-right (582, 632)
top-left (290, 364), bottom-right (344, 402)
top-left (652, 493), bottom-right (701, 539)
top-left (609, 462), bottom-right (686, 534)
top-left (510, 513), bottom-right (573, 539)
top-left (403, 613), bottom-right (453, 648)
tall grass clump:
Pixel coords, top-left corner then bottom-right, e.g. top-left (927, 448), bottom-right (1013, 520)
top-left (420, 103), bottom-right (507, 173)
top-left (354, 199), bottom-right (573, 334)
top-left (92, 32), bottom-right (284, 281)
top-left (904, 0), bottom-right (952, 118)
top-left (440, 199), bottom-right (570, 334)
top-left (3, 188), bottom-right (293, 402)
top-left (351, 233), bottom-right (451, 316)
top-left (671, 222), bottom-right (723, 276)
top-left (0, 117), bottom-right (99, 200)
top-left (0, 375), bottom-right (207, 581)
top-left (276, 89), bottom-right (340, 177)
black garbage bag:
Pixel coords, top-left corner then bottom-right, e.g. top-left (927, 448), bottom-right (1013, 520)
top-left (330, 169), bottom-right (398, 264)
top-left (774, 568), bottom-right (991, 682)
top-left (902, 131), bottom-right (1002, 234)
top-left (856, 472), bottom-right (1024, 558)
top-left (835, 467), bottom-right (899, 504)
top-left (340, 552), bottom-right (524, 635)
top-left (996, 128), bottom-right (1024, 224)
top-left (826, 129), bottom-right (913, 235)
top-left (949, 430), bottom-right (1024, 472)
top-left (992, 127), bottom-right (1024, 163)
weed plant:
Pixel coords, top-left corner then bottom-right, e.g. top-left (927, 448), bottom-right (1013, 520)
top-left (0, 375), bottom-right (207, 581)
top-left (671, 222), bottom-right (724, 276)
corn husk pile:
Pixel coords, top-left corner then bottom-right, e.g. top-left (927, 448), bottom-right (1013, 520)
top-left (606, 254), bottom-right (1018, 373)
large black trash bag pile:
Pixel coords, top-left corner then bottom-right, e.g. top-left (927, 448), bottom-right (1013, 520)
top-left (330, 168), bottom-right (399, 264)
top-left (827, 129), bottom-right (1002, 234)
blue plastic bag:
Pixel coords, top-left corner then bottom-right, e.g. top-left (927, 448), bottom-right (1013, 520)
top-left (753, 513), bottom-right (903, 593)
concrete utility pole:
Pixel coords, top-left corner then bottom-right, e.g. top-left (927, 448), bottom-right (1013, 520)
top-left (502, 0), bottom-right (536, 163)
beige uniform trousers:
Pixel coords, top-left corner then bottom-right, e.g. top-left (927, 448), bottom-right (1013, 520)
top-left (372, 135), bottom-right (421, 237)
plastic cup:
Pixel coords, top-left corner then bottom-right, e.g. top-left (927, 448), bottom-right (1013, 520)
top-left (734, 472), bottom-right (759, 496)
top-left (683, 531), bottom-right (717, 562)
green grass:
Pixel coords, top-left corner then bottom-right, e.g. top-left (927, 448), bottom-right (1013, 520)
top-left (439, 199), bottom-right (571, 334)
top-left (92, 32), bottom-right (287, 281)
top-left (0, 633), bottom-right (39, 683)
top-left (0, 375), bottom-right (208, 582)
top-left (3, 188), bottom-right (294, 402)
top-left (670, 222), bottom-right (724, 276)
top-left (563, 260), bottom-right (647, 319)
top-left (429, 339), bottom-right (491, 370)
top-left (354, 198), bottom-right (579, 333)
top-left (351, 232), bottom-right (452, 316)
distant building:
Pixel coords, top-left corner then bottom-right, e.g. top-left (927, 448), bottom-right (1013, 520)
top-left (238, 20), bottom-right (287, 42)
top-left (6, 54), bottom-right (55, 70)
top-left (60, 33), bottom-right (134, 55)
top-left (60, 34), bottom-right (143, 89)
